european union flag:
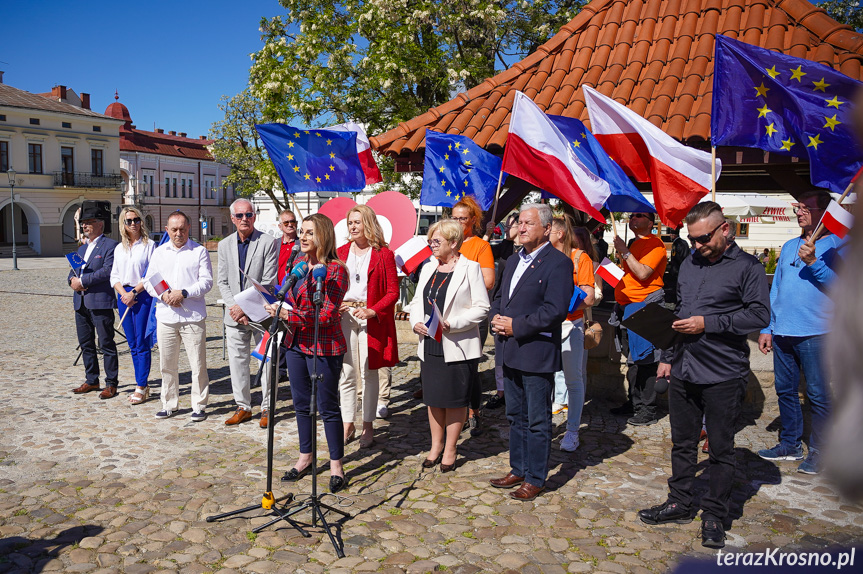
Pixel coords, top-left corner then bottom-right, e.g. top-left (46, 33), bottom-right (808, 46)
top-left (712, 34), bottom-right (863, 194)
top-left (66, 252), bottom-right (85, 273)
top-left (256, 124), bottom-right (366, 194)
top-left (420, 130), bottom-right (503, 210)
top-left (547, 114), bottom-right (655, 214)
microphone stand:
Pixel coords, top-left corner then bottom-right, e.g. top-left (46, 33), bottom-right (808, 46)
top-left (279, 274), bottom-right (349, 557)
top-left (205, 287), bottom-right (309, 538)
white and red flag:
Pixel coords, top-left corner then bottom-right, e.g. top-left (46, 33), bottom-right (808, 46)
top-left (819, 200), bottom-right (853, 239)
top-left (503, 91), bottom-right (610, 222)
top-left (582, 85), bottom-right (720, 228)
top-left (252, 331), bottom-right (272, 363)
top-left (597, 257), bottom-right (625, 288)
top-left (395, 237), bottom-right (433, 275)
top-left (326, 120), bottom-right (383, 185)
top-left (148, 272), bottom-right (171, 296)
top-left (424, 300), bottom-right (444, 343)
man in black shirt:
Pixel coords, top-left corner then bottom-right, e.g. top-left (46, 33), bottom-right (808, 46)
top-left (637, 202), bottom-right (769, 549)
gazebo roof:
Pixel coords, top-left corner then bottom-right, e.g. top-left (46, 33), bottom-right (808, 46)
top-left (370, 0), bottom-right (863, 166)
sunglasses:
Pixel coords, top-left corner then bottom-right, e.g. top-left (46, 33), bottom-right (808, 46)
top-left (124, 217), bottom-right (142, 226)
top-left (688, 221), bottom-right (725, 245)
top-left (428, 239), bottom-right (443, 247)
top-left (631, 213), bottom-right (651, 219)
top-left (233, 212), bottom-right (255, 219)
top-left (280, 220), bottom-right (296, 226)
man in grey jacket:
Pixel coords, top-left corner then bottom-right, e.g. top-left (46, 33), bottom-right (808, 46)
top-left (218, 199), bottom-right (278, 427)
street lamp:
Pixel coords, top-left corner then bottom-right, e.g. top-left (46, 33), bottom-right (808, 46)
top-left (7, 168), bottom-right (18, 271)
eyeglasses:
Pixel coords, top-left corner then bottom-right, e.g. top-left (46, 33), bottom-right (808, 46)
top-left (631, 213), bottom-right (650, 219)
top-left (688, 221), bottom-right (725, 245)
top-left (792, 204), bottom-right (823, 215)
top-left (452, 216), bottom-right (471, 223)
top-left (280, 220), bottom-right (296, 226)
top-left (233, 212), bottom-right (255, 219)
top-left (124, 217), bottom-right (142, 226)
top-left (428, 239), bottom-right (443, 247)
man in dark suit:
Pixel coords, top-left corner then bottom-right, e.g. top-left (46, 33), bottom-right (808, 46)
top-left (488, 203), bottom-right (574, 501)
top-left (69, 204), bottom-right (120, 399)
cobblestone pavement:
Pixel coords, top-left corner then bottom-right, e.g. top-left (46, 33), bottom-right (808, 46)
top-left (1, 258), bottom-right (862, 573)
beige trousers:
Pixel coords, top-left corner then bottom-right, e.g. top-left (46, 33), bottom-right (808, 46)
top-left (338, 310), bottom-right (379, 423)
top-left (157, 320), bottom-right (209, 413)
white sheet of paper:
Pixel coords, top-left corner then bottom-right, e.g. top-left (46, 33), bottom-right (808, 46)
top-left (234, 286), bottom-right (291, 323)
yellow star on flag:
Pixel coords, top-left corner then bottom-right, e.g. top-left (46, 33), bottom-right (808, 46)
top-left (326, 139), bottom-right (332, 145)
top-left (441, 179), bottom-right (446, 186)
top-left (825, 96), bottom-right (843, 109)
top-left (444, 153), bottom-right (449, 160)
top-left (812, 78), bottom-right (830, 92)
top-left (765, 123), bottom-right (778, 137)
top-left (824, 115), bottom-right (842, 131)
top-left (807, 134), bottom-right (823, 149)
top-left (581, 132), bottom-right (587, 138)
top-left (315, 132), bottom-right (322, 137)
top-left (439, 166), bottom-right (445, 173)
top-left (316, 176), bottom-right (321, 183)
top-left (329, 165), bottom-right (335, 171)
top-left (464, 179), bottom-right (468, 186)
top-left (454, 194), bottom-right (460, 201)
top-left (464, 160), bottom-right (472, 167)
top-left (287, 141), bottom-right (294, 148)
top-left (462, 148), bottom-right (469, 155)
top-left (329, 152), bottom-right (335, 159)
top-left (454, 142), bottom-right (461, 149)
top-left (293, 166), bottom-right (300, 172)
top-left (754, 82), bottom-right (770, 97)
top-left (325, 174), bottom-right (330, 180)
top-left (293, 132), bottom-right (300, 138)
top-left (304, 174), bottom-right (311, 180)
top-left (789, 66), bottom-right (807, 81)
top-left (286, 153), bottom-right (294, 160)
top-left (780, 138), bottom-right (795, 151)
top-left (304, 130), bottom-right (310, 134)
top-left (765, 65), bottom-right (780, 79)
top-left (572, 140), bottom-right (581, 148)
top-left (446, 191), bottom-right (452, 196)
top-left (756, 104), bottom-right (771, 118)
top-left (448, 144), bottom-right (452, 151)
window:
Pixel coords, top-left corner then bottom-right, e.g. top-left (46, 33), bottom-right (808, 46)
top-left (181, 179), bottom-right (186, 198)
top-left (61, 147), bottom-right (74, 185)
top-left (187, 178), bottom-right (193, 198)
top-left (62, 122), bottom-right (72, 129)
top-left (0, 141), bottom-right (7, 172)
top-left (91, 149), bottom-right (103, 176)
top-left (92, 125), bottom-right (101, 132)
top-left (28, 143), bottom-right (43, 174)
top-left (165, 177), bottom-right (170, 197)
top-left (29, 118), bottom-right (40, 125)
top-left (0, 114), bottom-right (6, 121)
top-left (735, 222), bottom-right (750, 239)
top-left (148, 175), bottom-right (155, 196)
top-left (172, 178), bottom-right (177, 198)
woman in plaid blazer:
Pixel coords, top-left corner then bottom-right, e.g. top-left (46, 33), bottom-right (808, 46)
top-left (266, 213), bottom-right (350, 493)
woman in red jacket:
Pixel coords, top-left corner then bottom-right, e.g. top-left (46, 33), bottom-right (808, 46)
top-left (337, 205), bottom-right (400, 448)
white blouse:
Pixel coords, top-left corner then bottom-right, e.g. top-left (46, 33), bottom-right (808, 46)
top-left (110, 238), bottom-right (155, 287)
top-left (344, 247), bottom-right (372, 302)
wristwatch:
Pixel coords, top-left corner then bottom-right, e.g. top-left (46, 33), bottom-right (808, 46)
top-left (622, 252), bottom-right (632, 260)
top-left (181, 289), bottom-right (189, 299)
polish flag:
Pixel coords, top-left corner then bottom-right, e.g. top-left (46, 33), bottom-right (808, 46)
top-left (326, 120), bottom-right (383, 185)
top-left (503, 91), bottom-right (610, 222)
top-left (252, 331), bottom-right (272, 363)
top-left (819, 200), bottom-right (854, 239)
top-left (148, 272), bottom-right (171, 296)
top-left (395, 236), bottom-right (433, 275)
top-left (424, 301), bottom-right (444, 343)
top-left (582, 86), bottom-right (721, 228)
top-left (596, 257), bottom-right (625, 288)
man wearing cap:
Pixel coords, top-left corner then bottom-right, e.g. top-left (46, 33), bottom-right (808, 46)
top-left (218, 199), bottom-right (278, 428)
top-left (69, 204), bottom-right (120, 399)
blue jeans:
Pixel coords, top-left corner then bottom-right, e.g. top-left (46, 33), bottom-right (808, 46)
top-left (285, 347), bottom-right (345, 460)
top-left (118, 287), bottom-right (153, 387)
top-left (504, 366), bottom-right (554, 488)
top-left (552, 319), bottom-right (586, 433)
top-left (773, 334), bottom-right (831, 453)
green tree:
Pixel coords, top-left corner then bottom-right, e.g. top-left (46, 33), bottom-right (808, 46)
top-left (820, 0), bottom-right (863, 30)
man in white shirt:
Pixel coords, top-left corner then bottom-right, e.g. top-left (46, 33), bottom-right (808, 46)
top-left (143, 211), bottom-right (213, 420)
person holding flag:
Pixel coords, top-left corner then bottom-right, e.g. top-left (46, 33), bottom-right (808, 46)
top-left (143, 211), bottom-right (213, 420)
top-left (110, 206), bottom-right (155, 404)
top-left (409, 219), bottom-right (490, 473)
top-left (757, 190), bottom-right (845, 474)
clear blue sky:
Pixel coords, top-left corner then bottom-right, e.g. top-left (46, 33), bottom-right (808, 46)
top-left (1, 0), bottom-right (282, 139)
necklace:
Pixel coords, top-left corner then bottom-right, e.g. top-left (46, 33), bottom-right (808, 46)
top-left (352, 244), bottom-right (371, 282)
top-left (428, 257), bottom-right (457, 303)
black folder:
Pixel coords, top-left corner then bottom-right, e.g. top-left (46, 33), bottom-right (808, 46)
top-left (620, 302), bottom-right (684, 349)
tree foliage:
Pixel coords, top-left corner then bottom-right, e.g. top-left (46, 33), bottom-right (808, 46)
top-left (820, 1), bottom-right (863, 30)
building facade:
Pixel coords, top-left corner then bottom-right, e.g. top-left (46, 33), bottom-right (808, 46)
top-left (0, 82), bottom-right (124, 256)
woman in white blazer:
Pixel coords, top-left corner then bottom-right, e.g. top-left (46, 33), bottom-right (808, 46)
top-left (409, 219), bottom-right (490, 472)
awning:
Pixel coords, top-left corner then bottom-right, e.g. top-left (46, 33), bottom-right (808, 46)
top-left (716, 193), bottom-right (793, 220)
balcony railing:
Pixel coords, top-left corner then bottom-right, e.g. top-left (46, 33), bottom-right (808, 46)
top-left (54, 171), bottom-right (123, 189)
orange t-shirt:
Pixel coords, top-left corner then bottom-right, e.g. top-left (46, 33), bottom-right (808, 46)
top-left (614, 235), bottom-right (667, 305)
top-left (568, 249), bottom-right (595, 322)
top-left (460, 236), bottom-right (494, 270)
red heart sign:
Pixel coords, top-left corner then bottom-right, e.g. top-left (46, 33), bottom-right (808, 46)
top-left (317, 191), bottom-right (417, 250)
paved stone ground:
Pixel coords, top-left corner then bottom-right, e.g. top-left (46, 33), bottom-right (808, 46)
top-left (1, 257), bottom-right (862, 573)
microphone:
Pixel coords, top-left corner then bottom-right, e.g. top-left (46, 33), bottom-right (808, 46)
top-left (277, 261), bottom-right (309, 299)
top-left (653, 376), bottom-right (670, 394)
top-left (312, 264), bottom-right (327, 305)
top-left (285, 243), bottom-right (301, 274)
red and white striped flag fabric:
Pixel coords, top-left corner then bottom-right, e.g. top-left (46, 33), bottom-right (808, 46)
top-left (503, 91), bottom-right (610, 222)
top-left (326, 120), bottom-right (383, 185)
top-left (395, 237), bottom-right (433, 275)
top-left (582, 86), bottom-right (720, 228)
top-left (148, 271), bottom-right (171, 296)
top-left (596, 257), bottom-right (625, 288)
top-left (819, 200), bottom-right (853, 239)
top-left (424, 300), bottom-right (444, 343)
top-left (252, 331), bottom-right (272, 363)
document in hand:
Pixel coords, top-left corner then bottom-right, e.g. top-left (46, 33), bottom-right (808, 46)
top-left (620, 302), bottom-right (683, 350)
top-left (234, 286), bottom-right (290, 323)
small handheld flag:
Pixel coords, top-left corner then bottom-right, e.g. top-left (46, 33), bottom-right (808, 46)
top-left (148, 271), bottom-right (171, 296)
top-left (424, 301), bottom-right (444, 343)
top-left (569, 286), bottom-right (588, 314)
top-left (818, 200), bottom-right (853, 239)
top-left (66, 252), bottom-right (85, 276)
top-left (394, 237), bottom-right (433, 275)
top-left (597, 258), bottom-right (625, 288)
top-left (252, 331), bottom-right (273, 363)
top-left (246, 275), bottom-right (278, 305)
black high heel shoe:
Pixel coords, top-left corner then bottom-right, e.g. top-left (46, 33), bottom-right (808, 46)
top-left (329, 474), bottom-right (347, 493)
top-left (281, 465), bottom-right (309, 482)
top-left (422, 453), bottom-right (443, 468)
top-left (440, 460), bottom-right (457, 473)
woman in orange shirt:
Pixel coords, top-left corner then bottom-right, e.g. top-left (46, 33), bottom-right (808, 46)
top-left (550, 217), bottom-right (596, 453)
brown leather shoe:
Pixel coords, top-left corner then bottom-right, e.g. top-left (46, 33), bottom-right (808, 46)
top-left (489, 472), bottom-right (525, 489)
top-left (510, 482), bottom-right (544, 501)
top-left (260, 410), bottom-right (269, 429)
top-left (225, 408), bottom-right (252, 425)
top-left (99, 386), bottom-right (118, 400)
top-left (72, 383), bottom-right (100, 394)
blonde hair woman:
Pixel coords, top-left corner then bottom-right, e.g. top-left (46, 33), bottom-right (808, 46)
top-left (336, 205), bottom-right (399, 448)
top-left (110, 206), bottom-right (155, 404)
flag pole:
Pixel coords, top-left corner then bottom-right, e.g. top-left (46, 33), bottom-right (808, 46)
top-left (290, 194), bottom-right (305, 220)
top-left (711, 146), bottom-right (717, 202)
top-left (489, 170), bottom-right (505, 227)
top-left (808, 180), bottom-right (855, 245)
top-left (609, 211), bottom-right (619, 238)
top-left (116, 305), bottom-right (131, 329)
top-left (414, 204), bottom-right (423, 236)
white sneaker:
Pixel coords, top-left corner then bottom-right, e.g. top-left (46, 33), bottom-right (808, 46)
top-left (377, 404), bottom-right (389, 419)
top-left (560, 430), bottom-right (580, 452)
top-left (552, 403), bottom-right (568, 415)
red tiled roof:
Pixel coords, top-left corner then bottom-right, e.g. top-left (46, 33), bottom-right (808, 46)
top-left (370, 0), bottom-right (863, 162)
top-left (119, 127), bottom-right (215, 160)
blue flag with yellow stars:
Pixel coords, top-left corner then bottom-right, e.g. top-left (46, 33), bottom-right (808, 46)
top-left (712, 34), bottom-right (863, 194)
top-left (420, 130), bottom-right (503, 210)
top-left (547, 114), bottom-right (655, 214)
top-left (255, 123), bottom-right (366, 194)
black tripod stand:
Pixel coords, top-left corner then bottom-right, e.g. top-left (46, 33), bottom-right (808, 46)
top-left (277, 276), bottom-right (349, 557)
top-left (205, 295), bottom-right (308, 538)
